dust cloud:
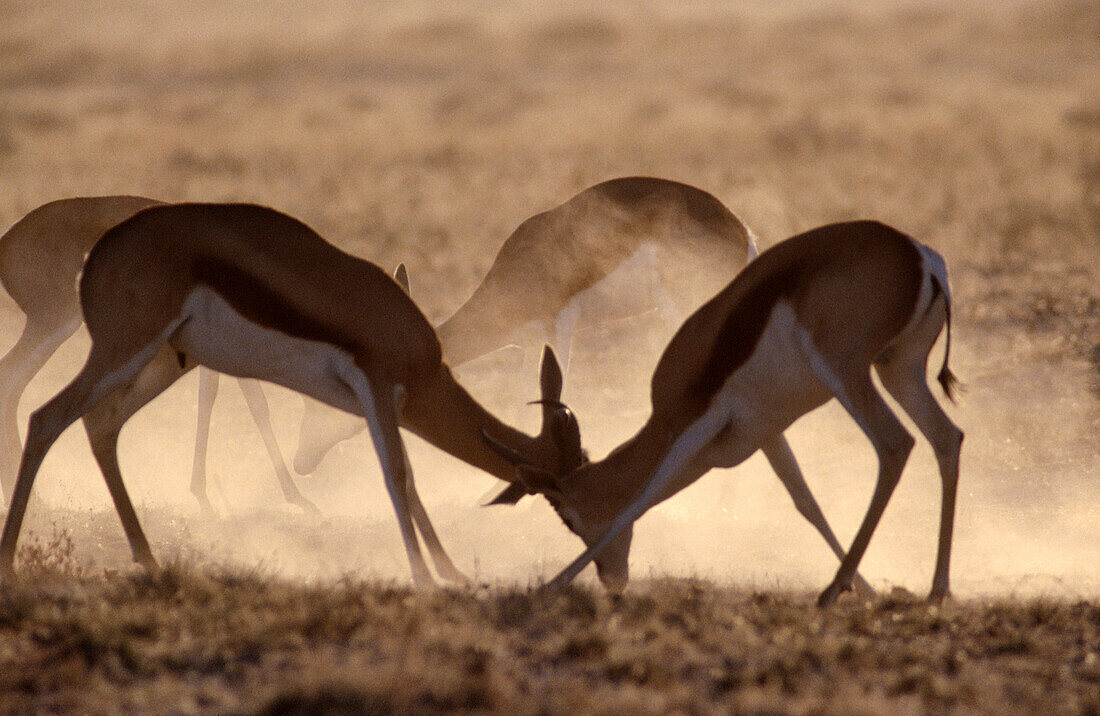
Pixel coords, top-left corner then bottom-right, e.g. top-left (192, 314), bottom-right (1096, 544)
top-left (2, 289), bottom-right (1097, 600)
top-left (0, 0), bottom-right (1096, 603)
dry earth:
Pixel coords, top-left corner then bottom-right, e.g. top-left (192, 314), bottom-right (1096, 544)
top-left (2, 553), bottom-right (1099, 714)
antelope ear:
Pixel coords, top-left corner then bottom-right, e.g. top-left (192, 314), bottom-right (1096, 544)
top-left (539, 345), bottom-right (563, 403)
top-left (482, 482), bottom-right (528, 506)
top-left (393, 263), bottom-right (410, 294)
top-left (549, 405), bottom-right (584, 470)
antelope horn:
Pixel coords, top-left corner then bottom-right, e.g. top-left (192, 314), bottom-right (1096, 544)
top-left (527, 398), bottom-right (569, 410)
top-left (483, 482), bottom-right (529, 506)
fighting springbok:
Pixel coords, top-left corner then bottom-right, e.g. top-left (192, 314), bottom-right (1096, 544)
top-left (293, 176), bottom-right (872, 593)
top-left (0, 196), bottom-right (315, 514)
top-left (0, 203), bottom-right (584, 586)
top-left (487, 220), bottom-right (963, 605)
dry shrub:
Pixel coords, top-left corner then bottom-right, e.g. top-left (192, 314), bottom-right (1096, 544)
top-left (14, 525), bottom-right (83, 579)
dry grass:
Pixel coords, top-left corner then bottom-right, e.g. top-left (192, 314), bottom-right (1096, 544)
top-left (1, 541), bottom-right (1098, 715)
top-left (0, 0), bottom-right (1098, 712)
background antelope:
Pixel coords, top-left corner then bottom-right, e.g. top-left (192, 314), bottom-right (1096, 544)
top-left (294, 177), bottom-right (760, 473)
top-left (0, 196), bottom-right (315, 514)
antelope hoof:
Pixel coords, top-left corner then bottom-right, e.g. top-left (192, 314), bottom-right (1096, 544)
top-left (816, 579), bottom-right (850, 607)
top-left (135, 552), bottom-right (159, 574)
top-left (295, 497), bottom-right (322, 518)
top-left (437, 564), bottom-right (471, 586)
top-left (410, 566), bottom-right (437, 591)
top-left (541, 574), bottom-right (573, 593)
top-left (193, 494), bottom-right (218, 520)
top-left (852, 573), bottom-right (876, 599)
top-left (928, 586), bottom-right (951, 604)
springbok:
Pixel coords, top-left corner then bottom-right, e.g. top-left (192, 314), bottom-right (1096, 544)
top-left (0, 196), bottom-right (317, 514)
top-left (487, 220), bottom-right (963, 605)
top-left (0, 203), bottom-right (583, 586)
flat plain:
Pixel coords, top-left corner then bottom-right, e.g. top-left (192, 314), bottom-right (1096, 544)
top-left (0, 1), bottom-right (1097, 712)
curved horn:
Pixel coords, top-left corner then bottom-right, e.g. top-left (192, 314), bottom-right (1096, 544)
top-left (527, 398), bottom-right (567, 410)
top-left (539, 345), bottom-right (563, 402)
top-left (535, 344), bottom-right (582, 462)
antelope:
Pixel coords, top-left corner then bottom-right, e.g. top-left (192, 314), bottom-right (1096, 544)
top-left (487, 221), bottom-right (963, 606)
top-left (0, 203), bottom-right (583, 586)
top-left (0, 196), bottom-right (316, 515)
top-left (294, 176), bottom-right (873, 593)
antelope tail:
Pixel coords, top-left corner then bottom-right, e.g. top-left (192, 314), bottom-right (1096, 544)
top-left (931, 274), bottom-right (961, 402)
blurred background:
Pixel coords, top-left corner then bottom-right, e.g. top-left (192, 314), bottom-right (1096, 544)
top-left (0, 0), bottom-right (1096, 597)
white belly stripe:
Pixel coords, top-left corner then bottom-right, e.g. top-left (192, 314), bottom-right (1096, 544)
top-left (170, 286), bottom-right (362, 416)
top-left (690, 302), bottom-right (832, 475)
top-left (551, 300), bottom-right (836, 583)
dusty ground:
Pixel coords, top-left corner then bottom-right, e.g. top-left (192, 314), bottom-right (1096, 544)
top-left (0, 0), bottom-right (1098, 712)
top-left (2, 550), bottom-right (1100, 715)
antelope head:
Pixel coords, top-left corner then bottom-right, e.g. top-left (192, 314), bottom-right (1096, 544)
top-left (482, 344), bottom-right (587, 491)
top-left (482, 355), bottom-right (634, 592)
